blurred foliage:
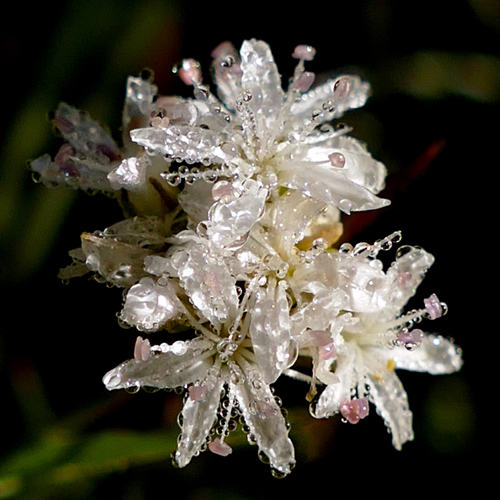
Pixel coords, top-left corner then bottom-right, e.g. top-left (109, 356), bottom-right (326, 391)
top-left (0, 0), bottom-right (492, 497)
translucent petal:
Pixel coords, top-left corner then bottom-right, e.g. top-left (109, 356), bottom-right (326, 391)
top-left (124, 76), bottom-right (158, 123)
top-left (240, 39), bottom-right (285, 138)
top-left (366, 360), bottom-right (414, 450)
top-left (297, 135), bottom-right (387, 195)
top-left (385, 246), bottom-right (435, 311)
top-left (29, 152), bottom-right (114, 192)
top-left (175, 377), bottom-right (224, 468)
top-left (337, 256), bottom-right (389, 312)
top-left (107, 157), bottom-right (148, 191)
top-left (80, 232), bottom-right (153, 287)
top-left (130, 125), bottom-right (223, 165)
top-left (231, 371), bottom-right (295, 475)
top-left (175, 243), bottom-right (239, 325)
top-left (313, 341), bottom-right (356, 417)
top-left (278, 161), bottom-right (390, 214)
top-left (250, 279), bottom-right (294, 383)
top-left (267, 190), bottom-right (326, 256)
top-left (392, 334), bottom-right (463, 374)
top-left (207, 179), bottom-right (268, 251)
top-left (120, 277), bottom-right (179, 332)
top-left (102, 345), bottom-right (213, 391)
top-left (211, 41), bottom-right (242, 111)
top-left (290, 75), bottom-right (370, 121)
top-left (51, 102), bottom-right (121, 160)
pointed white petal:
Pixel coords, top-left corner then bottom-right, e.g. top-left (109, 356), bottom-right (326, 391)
top-left (297, 135), bottom-right (387, 195)
top-left (250, 279), bottom-right (294, 383)
top-left (175, 377), bottom-right (224, 468)
top-left (278, 161), bottom-right (390, 214)
top-left (290, 75), bottom-right (370, 121)
top-left (392, 334), bottom-right (463, 374)
top-left (313, 342), bottom-right (356, 417)
top-left (207, 179), bottom-right (268, 251)
top-left (231, 371), bottom-right (295, 475)
top-left (174, 242), bottom-right (239, 326)
top-left (130, 125), bottom-right (223, 165)
top-left (366, 356), bottom-right (414, 450)
top-left (240, 39), bottom-right (285, 139)
top-left (102, 345), bottom-right (213, 391)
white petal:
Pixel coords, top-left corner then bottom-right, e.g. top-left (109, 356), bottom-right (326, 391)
top-left (366, 364), bottom-right (414, 450)
top-left (298, 135), bottom-right (387, 195)
top-left (313, 341), bottom-right (356, 417)
top-left (290, 75), bottom-right (370, 121)
top-left (278, 161), bottom-right (390, 214)
top-left (385, 246), bottom-right (435, 311)
top-left (175, 377), bottom-right (224, 468)
top-left (130, 125), bottom-right (223, 165)
top-left (240, 39), bottom-right (285, 140)
top-left (250, 279), bottom-right (294, 383)
top-left (267, 190), bottom-right (326, 256)
top-left (207, 179), bottom-right (268, 251)
top-left (102, 345), bottom-right (213, 391)
top-left (107, 157), bottom-right (148, 191)
top-left (120, 277), bottom-right (179, 332)
top-left (175, 242), bottom-right (239, 326)
top-left (231, 371), bottom-right (295, 475)
top-left (392, 334), bottom-right (463, 374)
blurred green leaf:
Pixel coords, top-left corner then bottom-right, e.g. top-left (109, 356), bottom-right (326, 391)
top-left (0, 428), bottom-right (177, 499)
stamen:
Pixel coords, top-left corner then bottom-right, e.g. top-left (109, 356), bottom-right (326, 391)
top-left (208, 437), bottom-right (233, 456)
top-left (328, 152), bottom-right (346, 168)
top-left (424, 293), bottom-right (444, 319)
top-left (292, 45), bottom-right (316, 61)
top-left (133, 336), bottom-right (151, 361)
top-left (340, 397), bottom-right (369, 424)
top-left (395, 328), bottom-right (424, 351)
top-left (176, 59), bottom-right (202, 86)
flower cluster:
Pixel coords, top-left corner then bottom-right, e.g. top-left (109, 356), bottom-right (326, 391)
top-left (31, 39), bottom-right (462, 476)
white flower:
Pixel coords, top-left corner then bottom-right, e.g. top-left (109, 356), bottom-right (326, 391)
top-left (131, 39), bottom-right (390, 215)
top-left (294, 239), bottom-right (463, 450)
top-left (30, 75), bottom-right (178, 218)
top-left (30, 37), bottom-right (463, 476)
top-left (103, 239), bottom-right (297, 475)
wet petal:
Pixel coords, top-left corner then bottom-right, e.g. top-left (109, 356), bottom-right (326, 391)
top-left (278, 161), bottom-right (390, 214)
top-left (290, 75), bottom-right (370, 122)
top-left (313, 342), bottom-right (357, 417)
top-left (175, 377), bottom-right (224, 467)
top-left (130, 125), bottom-right (223, 165)
top-left (207, 179), bottom-right (268, 251)
top-left (173, 242), bottom-right (239, 326)
top-left (250, 279), bottom-right (294, 383)
top-left (299, 135), bottom-right (387, 195)
top-left (392, 334), bottom-right (463, 374)
top-left (366, 365), bottom-right (414, 450)
top-left (240, 39), bottom-right (285, 139)
top-left (231, 371), bottom-right (295, 475)
top-left (102, 343), bottom-right (213, 391)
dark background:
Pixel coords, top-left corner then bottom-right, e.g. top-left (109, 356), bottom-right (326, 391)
top-left (0, 1), bottom-right (492, 498)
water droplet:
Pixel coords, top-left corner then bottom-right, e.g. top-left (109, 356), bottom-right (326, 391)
top-left (396, 245), bottom-right (413, 259)
top-left (125, 384), bottom-right (140, 394)
top-left (339, 242), bottom-right (353, 254)
top-left (270, 468), bottom-right (287, 479)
